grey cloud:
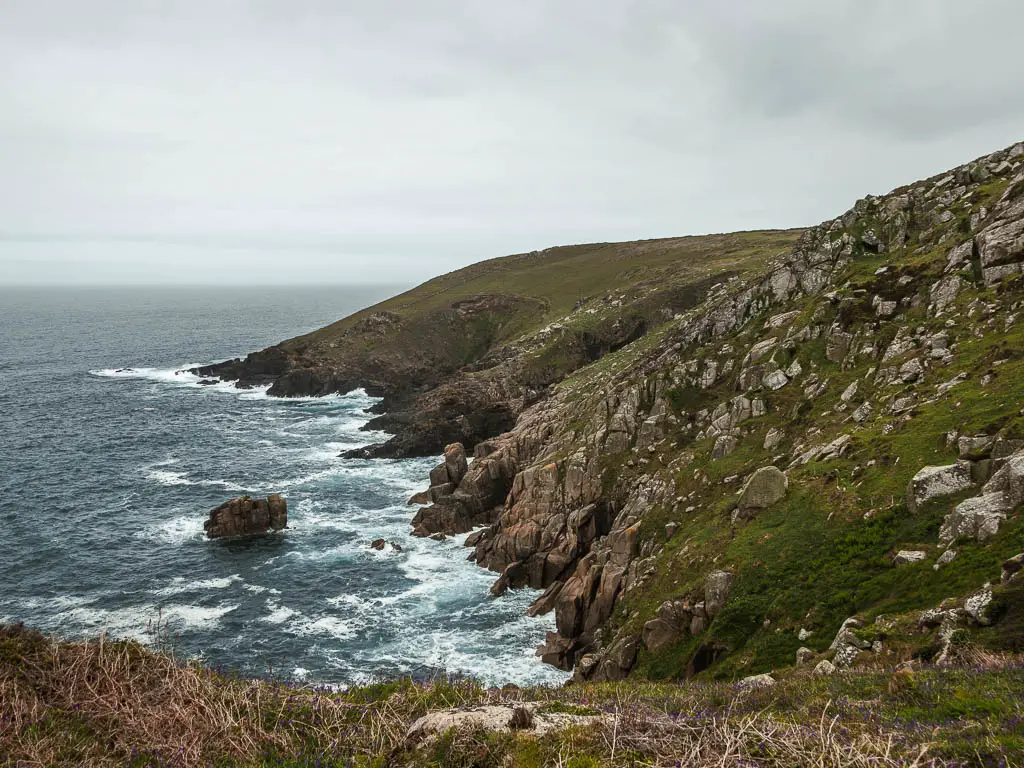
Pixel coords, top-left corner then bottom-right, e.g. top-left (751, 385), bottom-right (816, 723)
top-left (0, 0), bottom-right (1022, 285)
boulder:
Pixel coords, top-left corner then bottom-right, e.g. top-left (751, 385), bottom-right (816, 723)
top-left (712, 435), bottom-right (738, 459)
top-left (737, 466), bottom-right (788, 513)
top-left (204, 494), bottom-right (287, 539)
top-left (1001, 553), bottom-right (1024, 584)
top-left (763, 370), bottom-right (790, 390)
top-left (763, 428), bottom-right (784, 451)
top-left (406, 703), bottom-right (604, 742)
top-left (983, 452), bottom-right (1024, 506)
top-left (964, 589), bottom-right (995, 626)
top-left (737, 673), bottom-right (775, 690)
top-left (370, 538), bottom-right (386, 551)
top-left (796, 647), bottom-right (815, 666)
top-left (939, 492), bottom-right (1011, 546)
top-left (933, 549), bottom-right (958, 570)
top-left (642, 600), bottom-right (693, 652)
top-left (958, 435), bottom-right (996, 461)
top-left (704, 570), bottom-right (734, 618)
top-left (444, 442), bottom-right (470, 486)
top-left (813, 659), bottom-right (837, 676)
top-left (906, 462), bottom-right (974, 513)
top-left (893, 550), bottom-right (927, 566)
top-left (592, 634), bottom-right (640, 682)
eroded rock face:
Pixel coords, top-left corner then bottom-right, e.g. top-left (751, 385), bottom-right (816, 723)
top-left (204, 495), bottom-right (287, 539)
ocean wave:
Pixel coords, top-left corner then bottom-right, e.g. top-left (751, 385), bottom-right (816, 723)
top-left (152, 575), bottom-right (242, 596)
top-left (262, 600), bottom-right (299, 624)
top-left (138, 515), bottom-right (205, 545)
top-left (143, 465), bottom-right (248, 493)
top-left (293, 615), bottom-right (357, 640)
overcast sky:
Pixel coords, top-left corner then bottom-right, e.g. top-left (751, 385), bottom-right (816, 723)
top-left (2, 1), bottom-right (1023, 286)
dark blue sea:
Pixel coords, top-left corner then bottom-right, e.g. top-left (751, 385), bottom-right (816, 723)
top-left (0, 287), bottom-right (564, 686)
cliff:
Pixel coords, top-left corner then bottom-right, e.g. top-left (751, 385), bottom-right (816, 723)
top-left (205, 140), bottom-right (1024, 686)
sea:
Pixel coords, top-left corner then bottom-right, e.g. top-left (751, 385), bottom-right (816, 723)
top-left (0, 286), bottom-right (566, 687)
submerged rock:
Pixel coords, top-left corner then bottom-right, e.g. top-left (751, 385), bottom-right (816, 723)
top-left (204, 495), bottom-right (287, 539)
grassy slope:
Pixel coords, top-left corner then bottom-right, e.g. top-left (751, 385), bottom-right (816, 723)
top-left (541, 169), bottom-right (1024, 682)
top-left (3, 626), bottom-right (1022, 767)
top-left (281, 231), bottom-right (802, 364)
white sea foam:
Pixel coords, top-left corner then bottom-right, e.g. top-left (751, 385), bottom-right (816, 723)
top-left (139, 515), bottom-right (205, 545)
top-left (294, 615), bottom-right (357, 640)
top-left (262, 600), bottom-right (298, 624)
top-left (152, 575), bottom-right (242, 596)
top-left (242, 583), bottom-right (280, 595)
top-left (144, 465), bottom-right (247, 492)
top-left (33, 601), bottom-right (240, 642)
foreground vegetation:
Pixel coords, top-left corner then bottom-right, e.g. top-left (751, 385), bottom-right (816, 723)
top-left (2, 624), bottom-right (1023, 767)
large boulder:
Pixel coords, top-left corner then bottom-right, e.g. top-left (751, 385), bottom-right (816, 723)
top-left (204, 495), bottom-right (287, 539)
top-left (939, 492), bottom-right (1011, 546)
top-left (737, 466), bottom-right (788, 514)
top-left (984, 452), bottom-right (1024, 506)
top-left (906, 462), bottom-right (974, 513)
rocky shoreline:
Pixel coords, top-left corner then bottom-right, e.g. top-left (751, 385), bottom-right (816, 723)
top-left (191, 139), bottom-right (1024, 684)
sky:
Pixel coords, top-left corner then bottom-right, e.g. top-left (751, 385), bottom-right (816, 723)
top-left (1, 1), bottom-right (1023, 286)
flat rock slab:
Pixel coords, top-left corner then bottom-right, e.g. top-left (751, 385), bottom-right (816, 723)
top-left (406, 704), bottom-right (606, 743)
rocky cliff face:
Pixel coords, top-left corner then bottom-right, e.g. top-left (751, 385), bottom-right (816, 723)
top-left (192, 234), bottom-right (802, 459)
top-left (406, 140), bottom-right (1024, 682)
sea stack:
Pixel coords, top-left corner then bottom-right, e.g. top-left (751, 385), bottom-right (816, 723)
top-left (204, 494), bottom-right (287, 539)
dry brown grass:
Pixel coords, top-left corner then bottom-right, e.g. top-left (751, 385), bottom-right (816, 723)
top-left (2, 624), bottom-right (1022, 767)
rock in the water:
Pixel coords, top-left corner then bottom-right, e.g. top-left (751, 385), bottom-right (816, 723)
top-left (737, 466), bottom-right (788, 514)
top-left (204, 494), bottom-right (287, 539)
top-left (370, 538), bottom-right (386, 551)
top-left (906, 462), bottom-right (974, 513)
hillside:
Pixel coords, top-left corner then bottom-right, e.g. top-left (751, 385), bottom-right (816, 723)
top-left (407, 139), bottom-right (1024, 686)
top-left (196, 230), bottom-right (802, 456)
top-left (201, 140), bottom-right (1024, 690)
top-left (6, 141), bottom-right (1024, 768)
